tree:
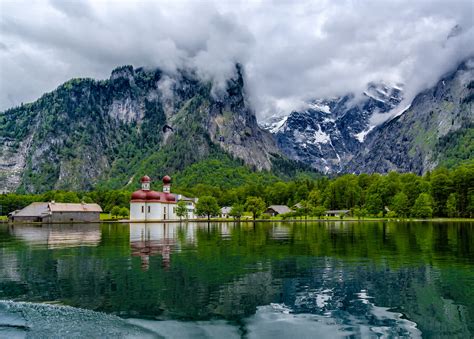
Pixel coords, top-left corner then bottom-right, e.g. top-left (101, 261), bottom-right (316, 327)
top-left (412, 193), bottom-right (433, 218)
top-left (244, 196), bottom-right (266, 220)
top-left (308, 189), bottom-right (323, 206)
top-left (298, 200), bottom-right (312, 220)
top-left (353, 207), bottom-right (368, 220)
top-left (229, 203), bottom-right (244, 220)
top-left (446, 193), bottom-right (458, 218)
top-left (430, 169), bottom-right (453, 216)
top-left (176, 201), bottom-right (188, 220)
top-left (365, 193), bottom-right (383, 216)
top-left (119, 207), bottom-right (129, 217)
top-left (196, 196), bottom-right (220, 221)
top-left (386, 210), bottom-right (397, 219)
top-left (391, 192), bottom-right (409, 218)
top-left (110, 206), bottom-right (121, 217)
top-left (312, 206), bottom-right (326, 219)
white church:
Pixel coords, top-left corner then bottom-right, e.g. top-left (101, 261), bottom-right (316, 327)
top-left (130, 175), bottom-right (198, 221)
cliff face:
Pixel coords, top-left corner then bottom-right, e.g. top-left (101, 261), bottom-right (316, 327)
top-left (0, 65), bottom-right (279, 193)
top-left (261, 83), bottom-right (404, 173)
top-left (261, 59), bottom-right (473, 175)
top-left (345, 59), bottom-right (474, 174)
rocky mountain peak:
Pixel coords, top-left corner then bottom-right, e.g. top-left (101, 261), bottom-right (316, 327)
top-left (0, 64), bottom-right (280, 193)
top-left (261, 82), bottom-right (404, 173)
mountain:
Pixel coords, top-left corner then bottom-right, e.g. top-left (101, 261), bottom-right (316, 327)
top-left (346, 59), bottom-right (474, 174)
top-left (261, 83), bottom-right (404, 173)
top-left (0, 65), bottom-right (283, 193)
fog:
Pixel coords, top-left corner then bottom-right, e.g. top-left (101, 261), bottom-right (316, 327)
top-left (1, 0), bottom-right (473, 119)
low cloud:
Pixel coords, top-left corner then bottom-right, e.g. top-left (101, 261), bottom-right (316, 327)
top-left (1, 0), bottom-right (473, 119)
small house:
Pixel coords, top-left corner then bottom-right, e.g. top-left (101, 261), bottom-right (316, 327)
top-left (9, 202), bottom-right (102, 223)
top-left (221, 206), bottom-right (232, 218)
top-left (265, 205), bottom-right (293, 216)
top-left (324, 209), bottom-right (350, 217)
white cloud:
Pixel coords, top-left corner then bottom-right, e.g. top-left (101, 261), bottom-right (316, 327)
top-left (0, 0), bottom-right (473, 119)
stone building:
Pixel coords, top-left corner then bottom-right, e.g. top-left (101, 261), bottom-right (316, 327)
top-left (9, 202), bottom-right (102, 223)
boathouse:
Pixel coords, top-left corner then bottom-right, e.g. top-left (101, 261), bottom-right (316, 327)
top-left (9, 202), bottom-right (102, 223)
top-left (265, 205), bottom-right (293, 216)
top-left (324, 209), bottom-right (350, 217)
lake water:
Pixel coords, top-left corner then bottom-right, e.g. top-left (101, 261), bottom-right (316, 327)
top-left (0, 221), bottom-right (473, 338)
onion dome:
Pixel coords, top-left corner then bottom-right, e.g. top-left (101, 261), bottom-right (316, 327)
top-left (146, 191), bottom-right (161, 200)
top-left (131, 190), bottom-right (147, 200)
top-left (141, 175), bottom-right (151, 183)
top-left (164, 193), bottom-right (176, 202)
top-left (162, 175), bottom-right (171, 184)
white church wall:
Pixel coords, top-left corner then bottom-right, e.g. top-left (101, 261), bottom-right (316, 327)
top-left (130, 202), bottom-right (146, 221)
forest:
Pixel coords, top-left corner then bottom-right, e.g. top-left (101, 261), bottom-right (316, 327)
top-left (1, 160), bottom-right (473, 219)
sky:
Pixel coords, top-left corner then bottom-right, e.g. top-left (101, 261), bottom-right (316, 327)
top-left (1, 0), bottom-right (473, 119)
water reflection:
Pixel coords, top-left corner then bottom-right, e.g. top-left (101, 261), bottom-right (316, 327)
top-left (7, 223), bottom-right (101, 249)
top-left (0, 221), bottom-right (473, 338)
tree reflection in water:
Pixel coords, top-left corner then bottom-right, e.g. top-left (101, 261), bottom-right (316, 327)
top-left (0, 221), bottom-right (472, 337)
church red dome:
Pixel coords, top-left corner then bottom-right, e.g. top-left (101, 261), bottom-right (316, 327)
top-left (164, 193), bottom-right (176, 202)
top-left (131, 190), bottom-right (176, 202)
top-left (131, 190), bottom-right (147, 200)
top-left (162, 175), bottom-right (171, 184)
top-left (140, 175), bottom-right (151, 183)
top-left (146, 190), bottom-right (161, 200)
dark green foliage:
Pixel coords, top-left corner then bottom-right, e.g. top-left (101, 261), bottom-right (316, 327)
top-left (392, 192), bottom-right (409, 217)
top-left (412, 193), bottom-right (433, 218)
top-left (446, 193), bottom-right (458, 218)
top-left (196, 196), bottom-right (220, 220)
top-left (1, 161), bottom-right (473, 218)
top-left (435, 124), bottom-right (474, 168)
top-left (229, 203), bottom-right (244, 220)
top-left (176, 201), bottom-right (188, 220)
top-left (244, 196), bottom-right (266, 220)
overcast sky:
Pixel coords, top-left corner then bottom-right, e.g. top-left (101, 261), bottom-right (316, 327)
top-left (1, 0), bottom-right (473, 118)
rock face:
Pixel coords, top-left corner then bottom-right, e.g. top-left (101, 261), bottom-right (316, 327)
top-left (262, 59), bottom-right (473, 175)
top-left (346, 59), bottom-right (474, 174)
top-left (0, 65), bottom-right (279, 193)
top-left (261, 83), bottom-right (404, 173)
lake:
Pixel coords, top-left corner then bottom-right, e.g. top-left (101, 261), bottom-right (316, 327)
top-left (0, 221), bottom-right (473, 338)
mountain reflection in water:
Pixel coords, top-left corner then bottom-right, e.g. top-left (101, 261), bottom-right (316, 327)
top-left (0, 221), bottom-right (473, 338)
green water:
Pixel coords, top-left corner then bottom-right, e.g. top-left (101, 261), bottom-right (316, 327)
top-left (0, 221), bottom-right (473, 338)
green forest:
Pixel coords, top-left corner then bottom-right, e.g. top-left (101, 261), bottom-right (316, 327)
top-left (1, 158), bottom-right (473, 219)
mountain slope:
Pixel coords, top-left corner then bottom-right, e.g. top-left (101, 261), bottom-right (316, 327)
top-left (0, 65), bottom-right (280, 193)
top-left (261, 83), bottom-right (403, 172)
top-left (346, 59), bottom-right (474, 174)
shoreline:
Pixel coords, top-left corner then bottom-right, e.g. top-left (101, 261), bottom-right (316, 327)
top-left (2, 217), bottom-right (472, 225)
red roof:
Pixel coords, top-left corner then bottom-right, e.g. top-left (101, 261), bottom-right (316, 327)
top-left (48, 203), bottom-right (103, 212)
top-left (131, 190), bottom-right (176, 202)
top-left (162, 175), bottom-right (171, 184)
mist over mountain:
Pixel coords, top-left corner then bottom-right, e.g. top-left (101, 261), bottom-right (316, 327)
top-left (262, 58), bottom-right (473, 174)
top-left (1, 0), bottom-right (473, 119)
top-left (1, 1), bottom-right (473, 193)
top-left (0, 65), bottom-right (286, 193)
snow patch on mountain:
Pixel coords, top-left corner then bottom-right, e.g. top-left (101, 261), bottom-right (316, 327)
top-left (261, 82), bottom-right (404, 173)
top-left (355, 126), bottom-right (375, 143)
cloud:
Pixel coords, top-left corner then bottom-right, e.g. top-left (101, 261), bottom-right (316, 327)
top-left (0, 0), bottom-right (473, 119)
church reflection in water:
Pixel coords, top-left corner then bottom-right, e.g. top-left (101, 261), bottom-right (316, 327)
top-left (129, 223), bottom-right (195, 270)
